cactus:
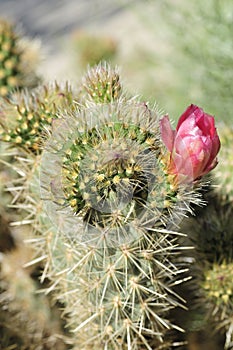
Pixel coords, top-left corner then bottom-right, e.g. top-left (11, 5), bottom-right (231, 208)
top-left (0, 159), bottom-right (68, 349)
top-left (202, 260), bottom-right (233, 349)
top-left (187, 125), bottom-right (233, 349)
top-left (0, 82), bottom-right (77, 153)
top-left (0, 63), bottom-right (221, 349)
top-left (0, 237), bottom-right (68, 350)
top-left (0, 82), bottom-right (78, 243)
top-left (0, 17), bottom-right (41, 266)
top-left (38, 64), bottom-right (212, 349)
top-left (0, 81), bottom-right (78, 349)
top-left (81, 62), bottom-right (122, 104)
top-left (39, 100), bottom-right (198, 349)
top-left (0, 18), bottom-right (40, 97)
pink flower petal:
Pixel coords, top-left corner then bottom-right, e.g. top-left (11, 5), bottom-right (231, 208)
top-left (159, 105), bottom-right (220, 183)
top-left (159, 115), bottom-right (175, 152)
top-left (176, 104), bottom-right (198, 130)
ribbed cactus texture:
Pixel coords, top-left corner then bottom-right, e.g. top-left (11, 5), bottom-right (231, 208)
top-left (0, 62), bottom-right (221, 349)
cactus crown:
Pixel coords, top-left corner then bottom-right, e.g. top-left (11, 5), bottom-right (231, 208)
top-left (0, 82), bottom-right (76, 153)
top-left (41, 96), bottom-right (198, 249)
top-left (81, 62), bottom-right (122, 104)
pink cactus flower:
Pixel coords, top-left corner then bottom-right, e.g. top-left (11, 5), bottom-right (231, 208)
top-left (159, 104), bottom-right (220, 183)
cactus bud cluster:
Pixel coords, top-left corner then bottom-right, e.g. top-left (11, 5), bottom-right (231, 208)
top-left (202, 262), bottom-right (233, 305)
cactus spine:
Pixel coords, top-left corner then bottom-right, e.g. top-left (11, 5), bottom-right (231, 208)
top-left (0, 233), bottom-right (68, 349)
top-left (1, 63), bottom-right (213, 349)
top-left (0, 82), bottom-right (76, 153)
top-left (37, 64), bottom-right (205, 349)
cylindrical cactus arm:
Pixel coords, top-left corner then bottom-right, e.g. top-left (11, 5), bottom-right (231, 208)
top-left (38, 97), bottom-right (209, 349)
top-left (0, 63), bottom-right (221, 349)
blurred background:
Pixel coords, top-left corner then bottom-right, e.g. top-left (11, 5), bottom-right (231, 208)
top-left (1, 0), bottom-right (232, 123)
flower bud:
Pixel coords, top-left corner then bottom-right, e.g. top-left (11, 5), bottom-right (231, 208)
top-left (160, 104), bottom-right (220, 183)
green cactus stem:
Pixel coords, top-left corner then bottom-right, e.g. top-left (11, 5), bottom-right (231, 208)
top-left (38, 96), bottom-right (203, 349)
top-left (202, 261), bottom-right (233, 349)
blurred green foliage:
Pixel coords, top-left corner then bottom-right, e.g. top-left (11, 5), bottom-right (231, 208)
top-left (0, 18), bottom-right (40, 97)
top-left (123, 0), bottom-right (233, 123)
top-left (72, 31), bottom-right (118, 68)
